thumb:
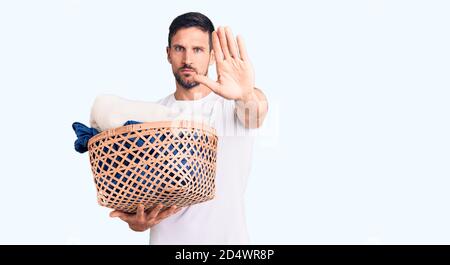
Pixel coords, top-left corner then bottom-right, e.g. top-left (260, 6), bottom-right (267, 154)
top-left (193, 74), bottom-right (221, 94)
top-left (110, 210), bottom-right (121, 218)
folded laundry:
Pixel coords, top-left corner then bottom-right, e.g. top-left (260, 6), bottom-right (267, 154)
top-left (89, 94), bottom-right (178, 132)
top-left (89, 94), bottom-right (213, 132)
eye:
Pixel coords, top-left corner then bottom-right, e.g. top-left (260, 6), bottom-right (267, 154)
top-left (174, 46), bottom-right (183, 52)
top-left (194, 48), bottom-right (202, 53)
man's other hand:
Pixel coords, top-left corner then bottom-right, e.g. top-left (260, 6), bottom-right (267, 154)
top-left (110, 204), bottom-right (182, 232)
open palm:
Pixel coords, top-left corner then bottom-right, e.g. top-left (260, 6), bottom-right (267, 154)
top-left (194, 26), bottom-right (255, 101)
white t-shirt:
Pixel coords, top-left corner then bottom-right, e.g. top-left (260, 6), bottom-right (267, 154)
top-left (149, 91), bottom-right (255, 245)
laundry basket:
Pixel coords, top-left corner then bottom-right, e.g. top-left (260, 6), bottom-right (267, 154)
top-left (87, 120), bottom-right (218, 213)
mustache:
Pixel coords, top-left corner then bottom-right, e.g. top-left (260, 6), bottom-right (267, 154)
top-left (179, 65), bottom-right (197, 72)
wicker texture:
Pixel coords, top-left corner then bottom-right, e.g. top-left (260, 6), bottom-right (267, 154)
top-left (87, 120), bottom-right (218, 213)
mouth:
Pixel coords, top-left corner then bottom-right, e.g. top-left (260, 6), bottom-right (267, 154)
top-left (180, 68), bottom-right (195, 74)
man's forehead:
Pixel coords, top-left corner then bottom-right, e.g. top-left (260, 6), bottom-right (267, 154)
top-left (171, 27), bottom-right (209, 46)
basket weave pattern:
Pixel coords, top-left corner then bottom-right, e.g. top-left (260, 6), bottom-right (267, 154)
top-left (87, 121), bottom-right (218, 213)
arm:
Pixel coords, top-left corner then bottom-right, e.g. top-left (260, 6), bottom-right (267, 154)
top-left (235, 87), bottom-right (268, 129)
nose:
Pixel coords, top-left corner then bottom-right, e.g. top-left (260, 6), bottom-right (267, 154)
top-left (182, 50), bottom-right (193, 65)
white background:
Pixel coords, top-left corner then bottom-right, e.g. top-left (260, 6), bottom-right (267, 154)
top-left (0, 0), bottom-right (449, 244)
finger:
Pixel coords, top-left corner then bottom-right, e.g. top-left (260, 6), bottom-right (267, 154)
top-left (193, 74), bottom-right (221, 94)
top-left (218, 27), bottom-right (231, 59)
top-left (110, 210), bottom-right (122, 218)
top-left (225, 27), bottom-right (238, 59)
top-left (156, 205), bottom-right (179, 220)
top-left (110, 211), bottom-right (130, 222)
top-left (148, 204), bottom-right (164, 220)
top-left (151, 219), bottom-right (162, 227)
top-left (237, 35), bottom-right (249, 62)
top-left (212, 31), bottom-right (223, 63)
top-left (136, 204), bottom-right (145, 220)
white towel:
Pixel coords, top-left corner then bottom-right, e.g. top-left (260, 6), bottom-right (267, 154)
top-left (89, 94), bottom-right (178, 131)
top-left (89, 94), bottom-right (210, 132)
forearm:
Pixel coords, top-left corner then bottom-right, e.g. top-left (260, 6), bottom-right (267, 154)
top-left (235, 87), bottom-right (269, 129)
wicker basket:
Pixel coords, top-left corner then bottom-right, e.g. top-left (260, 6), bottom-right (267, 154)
top-left (87, 120), bottom-right (218, 213)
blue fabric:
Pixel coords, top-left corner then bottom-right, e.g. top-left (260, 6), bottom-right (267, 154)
top-left (123, 120), bottom-right (141, 126)
top-left (72, 120), bottom-right (143, 153)
top-left (72, 122), bottom-right (99, 153)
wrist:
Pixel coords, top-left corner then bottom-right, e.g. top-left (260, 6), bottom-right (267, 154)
top-left (237, 88), bottom-right (256, 103)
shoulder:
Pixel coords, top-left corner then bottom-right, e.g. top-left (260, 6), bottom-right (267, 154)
top-left (156, 93), bottom-right (174, 106)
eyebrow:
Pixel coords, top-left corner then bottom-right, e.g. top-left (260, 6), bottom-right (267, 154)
top-left (172, 44), bottom-right (206, 50)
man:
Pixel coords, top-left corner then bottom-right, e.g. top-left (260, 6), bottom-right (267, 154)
top-left (110, 12), bottom-right (268, 244)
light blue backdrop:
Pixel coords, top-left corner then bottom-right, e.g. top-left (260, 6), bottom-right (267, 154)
top-left (0, 0), bottom-right (449, 244)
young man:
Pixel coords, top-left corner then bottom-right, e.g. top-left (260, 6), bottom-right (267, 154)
top-left (110, 12), bottom-right (268, 244)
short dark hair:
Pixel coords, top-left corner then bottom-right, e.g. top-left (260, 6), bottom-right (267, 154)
top-left (168, 12), bottom-right (215, 50)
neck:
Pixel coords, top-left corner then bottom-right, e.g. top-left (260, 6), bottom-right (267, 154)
top-left (174, 83), bottom-right (212, 101)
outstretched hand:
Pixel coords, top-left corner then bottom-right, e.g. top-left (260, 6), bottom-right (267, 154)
top-left (193, 26), bottom-right (255, 102)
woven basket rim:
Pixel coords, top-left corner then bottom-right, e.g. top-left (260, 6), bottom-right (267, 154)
top-left (88, 120), bottom-right (217, 146)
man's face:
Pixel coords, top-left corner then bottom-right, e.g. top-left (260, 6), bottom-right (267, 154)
top-left (167, 27), bottom-right (214, 89)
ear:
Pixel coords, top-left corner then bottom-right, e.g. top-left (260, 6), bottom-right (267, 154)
top-left (209, 50), bottom-right (215, 66)
top-left (166, 46), bottom-right (172, 64)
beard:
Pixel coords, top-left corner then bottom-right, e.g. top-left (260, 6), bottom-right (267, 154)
top-left (174, 65), bottom-right (207, 89)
